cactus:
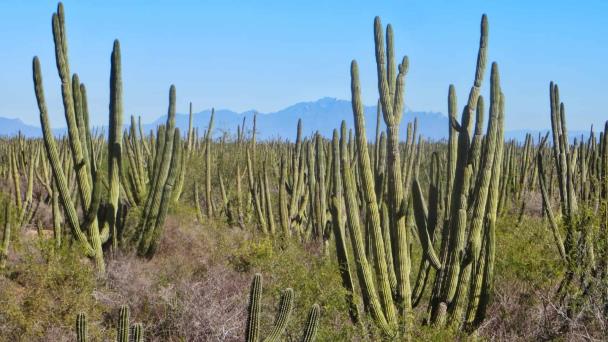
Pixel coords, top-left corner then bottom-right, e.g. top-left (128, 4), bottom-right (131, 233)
top-left (118, 305), bottom-right (130, 342)
top-left (0, 202), bottom-right (11, 269)
top-left (333, 14), bottom-right (502, 335)
top-left (536, 83), bottom-right (608, 309)
top-left (31, 2), bottom-right (132, 270)
top-left (194, 180), bottom-right (204, 223)
top-left (130, 323), bottom-right (144, 342)
top-left (135, 86), bottom-right (179, 257)
top-left (350, 60), bottom-right (398, 331)
top-left (74, 306), bottom-right (144, 341)
top-left (143, 128), bottom-right (183, 257)
top-left (245, 273), bottom-right (320, 342)
top-left (300, 304), bottom-right (320, 342)
top-left (108, 39), bottom-right (124, 251)
top-left (373, 17), bottom-right (414, 327)
top-left (329, 129), bottom-right (362, 324)
top-left (205, 110), bottom-right (215, 218)
top-left (263, 288), bottom-right (294, 342)
top-left (245, 273), bottom-right (262, 342)
top-left (76, 313), bottom-right (87, 342)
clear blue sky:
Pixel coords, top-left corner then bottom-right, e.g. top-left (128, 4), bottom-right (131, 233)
top-left (0, 0), bottom-right (606, 131)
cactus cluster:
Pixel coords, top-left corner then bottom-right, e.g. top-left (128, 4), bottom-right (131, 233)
top-left (321, 14), bottom-right (504, 337)
top-left (245, 273), bottom-right (320, 342)
top-left (536, 82), bottom-right (608, 308)
top-left (75, 305), bottom-right (144, 342)
top-left (29, 2), bottom-right (184, 268)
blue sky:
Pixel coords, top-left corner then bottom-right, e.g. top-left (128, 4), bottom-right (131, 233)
top-left (0, 0), bottom-right (606, 131)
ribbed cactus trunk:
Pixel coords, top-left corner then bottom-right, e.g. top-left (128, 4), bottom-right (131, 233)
top-left (278, 156), bottom-right (291, 237)
top-left (329, 129), bottom-right (361, 324)
top-left (117, 305), bottom-right (130, 342)
top-left (430, 14), bottom-right (488, 324)
top-left (339, 121), bottom-right (393, 335)
top-left (246, 274), bottom-right (262, 342)
top-left (350, 60), bottom-right (398, 330)
top-left (137, 86), bottom-right (177, 256)
top-left (205, 110), bottom-right (215, 218)
top-left (0, 203), bottom-right (11, 269)
top-left (373, 17), bottom-right (412, 327)
top-left (76, 313), bottom-right (87, 342)
top-left (108, 40), bottom-right (123, 251)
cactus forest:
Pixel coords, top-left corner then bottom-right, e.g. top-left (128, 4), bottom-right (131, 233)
top-left (0, 2), bottom-right (607, 341)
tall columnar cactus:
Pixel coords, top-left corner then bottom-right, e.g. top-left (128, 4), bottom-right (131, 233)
top-left (194, 180), bottom-right (204, 223)
top-left (205, 110), bottom-right (215, 218)
top-left (264, 288), bottom-right (294, 342)
top-left (339, 121), bottom-right (393, 335)
top-left (350, 60), bottom-right (398, 331)
top-left (74, 306), bottom-right (144, 341)
top-left (278, 156), bottom-right (291, 237)
top-left (247, 149), bottom-right (267, 233)
top-left (300, 304), bottom-right (320, 342)
top-left (537, 82), bottom-right (607, 308)
top-left (31, 2), bottom-right (128, 271)
top-left (314, 133), bottom-right (328, 243)
top-left (76, 313), bottom-right (87, 342)
top-left (428, 14), bottom-right (489, 327)
top-left (143, 128), bottom-right (183, 257)
top-left (373, 17), bottom-right (413, 326)
top-left (245, 273), bottom-right (262, 342)
top-left (334, 14), bottom-right (500, 335)
top-left (262, 162), bottom-right (276, 235)
top-left (245, 273), bottom-right (319, 342)
top-left (329, 129), bottom-right (361, 324)
top-left (0, 203), bottom-right (11, 269)
top-left (130, 323), bottom-right (144, 342)
top-left (136, 86), bottom-right (179, 256)
top-left (108, 39), bottom-right (124, 251)
top-left (117, 305), bottom-right (130, 342)
top-left (33, 56), bottom-right (104, 270)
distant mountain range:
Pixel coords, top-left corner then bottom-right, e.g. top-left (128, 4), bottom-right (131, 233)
top-left (0, 97), bottom-right (594, 142)
top-left (146, 97), bottom-right (447, 141)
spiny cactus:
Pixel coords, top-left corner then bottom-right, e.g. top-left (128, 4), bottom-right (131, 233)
top-left (0, 202), bottom-right (11, 269)
top-left (333, 14), bottom-right (501, 337)
top-left (32, 2), bottom-right (126, 271)
top-left (76, 313), bottom-right (87, 342)
top-left (108, 39), bottom-right (124, 251)
top-left (245, 273), bottom-right (262, 342)
top-left (74, 306), bottom-right (144, 341)
top-left (117, 305), bottom-right (130, 342)
top-left (245, 273), bottom-right (319, 342)
top-left (130, 323), bottom-right (144, 342)
top-left (205, 109), bottom-right (215, 218)
top-left (300, 304), bottom-right (320, 342)
top-left (536, 82), bottom-right (608, 310)
top-left (263, 288), bottom-right (294, 342)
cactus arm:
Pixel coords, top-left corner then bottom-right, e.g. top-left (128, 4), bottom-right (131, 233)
top-left (245, 274), bottom-right (262, 342)
top-left (299, 304), bottom-right (320, 342)
top-left (0, 203), bottom-right (11, 269)
top-left (339, 121), bottom-right (392, 336)
top-left (411, 179), bottom-right (441, 270)
top-left (263, 288), bottom-right (294, 342)
top-left (117, 305), bottom-right (130, 342)
top-left (330, 129), bottom-right (361, 323)
top-left (538, 154), bottom-right (567, 262)
top-left (33, 57), bottom-right (95, 257)
top-left (76, 312), bottom-right (87, 342)
top-left (351, 60), bottom-right (398, 327)
top-left (145, 128), bottom-right (182, 257)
